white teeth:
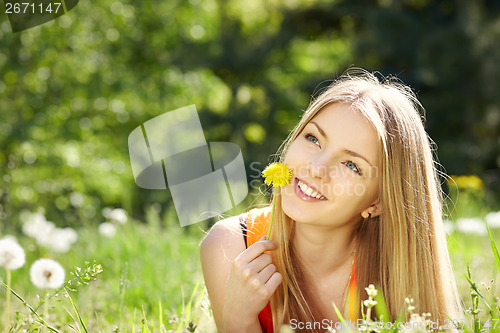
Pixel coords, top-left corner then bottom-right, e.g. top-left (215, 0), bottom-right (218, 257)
top-left (298, 180), bottom-right (326, 200)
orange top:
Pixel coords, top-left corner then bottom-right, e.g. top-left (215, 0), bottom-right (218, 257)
top-left (243, 206), bottom-right (359, 332)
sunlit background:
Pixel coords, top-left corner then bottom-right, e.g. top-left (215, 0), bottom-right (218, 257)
top-left (0, 0), bottom-right (499, 331)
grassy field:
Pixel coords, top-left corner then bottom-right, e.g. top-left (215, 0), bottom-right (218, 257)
top-left (0, 205), bottom-right (217, 332)
top-left (1, 201), bottom-right (499, 332)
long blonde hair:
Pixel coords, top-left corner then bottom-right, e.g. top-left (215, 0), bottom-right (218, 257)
top-left (267, 69), bottom-right (462, 331)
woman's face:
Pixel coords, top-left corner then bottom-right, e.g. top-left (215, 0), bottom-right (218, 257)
top-left (282, 103), bottom-right (380, 227)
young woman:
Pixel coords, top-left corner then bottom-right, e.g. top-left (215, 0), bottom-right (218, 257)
top-left (200, 69), bottom-right (462, 333)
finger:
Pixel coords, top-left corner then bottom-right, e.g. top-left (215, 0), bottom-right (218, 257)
top-left (245, 252), bottom-right (273, 275)
top-left (263, 272), bottom-right (283, 295)
top-left (255, 263), bottom-right (277, 284)
top-left (248, 269), bottom-right (281, 302)
top-left (235, 238), bottom-right (278, 265)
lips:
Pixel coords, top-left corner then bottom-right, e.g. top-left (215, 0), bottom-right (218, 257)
top-left (294, 177), bottom-right (327, 201)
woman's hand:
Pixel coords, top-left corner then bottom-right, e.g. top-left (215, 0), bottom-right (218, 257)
top-left (223, 236), bottom-right (283, 331)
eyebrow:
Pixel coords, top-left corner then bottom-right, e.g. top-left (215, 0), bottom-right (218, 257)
top-left (310, 121), bottom-right (326, 138)
top-left (309, 121), bottom-right (374, 167)
top-left (344, 149), bottom-right (373, 167)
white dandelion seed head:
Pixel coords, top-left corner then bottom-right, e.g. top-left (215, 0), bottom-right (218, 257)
top-left (2, 234), bottom-right (18, 243)
top-left (25, 214), bottom-right (78, 253)
top-left (30, 258), bottom-right (65, 289)
top-left (49, 227), bottom-right (79, 253)
top-left (443, 219), bottom-right (455, 234)
top-left (49, 228), bottom-right (77, 253)
top-left (34, 221), bottom-right (56, 247)
top-left (456, 218), bottom-right (487, 235)
top-left (99, 222), bottom-right (117, 238)
top-left (22, 212), bottom-right (48, 239)
top-left (49, 242), bottom-right (70, 253)
top-left (486, 211), bottom-right (500, 228)
top-left (61, 227), bottom-right (78, 244)
top-left (109, 208), bottom-right (127, 224)
top-left (0, 237), bottom-right (26, 270)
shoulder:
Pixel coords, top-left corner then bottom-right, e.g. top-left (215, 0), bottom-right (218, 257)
top-left (200, 206), bottom-right (271, 256)
top-left (200, 213), bottom-right (247, 257)
top-left (199, 213), bottom-right (249, 289)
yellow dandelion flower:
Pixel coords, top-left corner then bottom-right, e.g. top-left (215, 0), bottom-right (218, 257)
top-left (261, 162), bottom-right (293, 241)
top-left (262, 163), bottom-right (293, 187)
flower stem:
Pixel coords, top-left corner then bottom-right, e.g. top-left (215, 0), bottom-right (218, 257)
top-left (266, 188), bottom-right (277, 240)
top-left (366, 305), bottom-right (372, 323)
top-left (5, 269), bottom-right (11, 332)
top-left (44, 289), bottom-right (49, 326)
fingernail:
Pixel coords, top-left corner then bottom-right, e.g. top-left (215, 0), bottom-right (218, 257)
top-left (261, 235), bottom-right (267, 240)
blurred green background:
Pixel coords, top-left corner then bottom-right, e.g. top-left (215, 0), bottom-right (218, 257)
top-left (1, 1), bottom-right (500, 331)
top-left (0, 0), bottom-right (499, 229)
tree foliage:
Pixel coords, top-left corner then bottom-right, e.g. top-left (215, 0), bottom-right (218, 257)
top-left (0, 0), bottom-right (499, 228)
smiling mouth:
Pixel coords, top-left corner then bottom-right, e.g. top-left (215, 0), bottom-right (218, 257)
top-left (295, 178), bottom-right (327, 201)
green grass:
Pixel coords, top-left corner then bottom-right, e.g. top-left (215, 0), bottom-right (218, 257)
top-left (0, 210), bottom-right (217, 332)
top-left (1, 198), bottom-right (499, 332)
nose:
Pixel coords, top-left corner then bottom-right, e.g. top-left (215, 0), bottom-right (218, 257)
top-left (306, 154), bottom-right (330, 181)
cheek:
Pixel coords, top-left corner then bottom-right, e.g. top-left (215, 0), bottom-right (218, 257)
top-left (324, 176), bottom-right (363, 198)
top-left (352, 181), bottom-right (379, 207)
top-left (283, 142), bottom-right (304, 172)
top-left (328, 175), bottom-right (378, 203)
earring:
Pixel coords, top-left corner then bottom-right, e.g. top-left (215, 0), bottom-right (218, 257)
top-left (363, 213), bottom-right (371, 220)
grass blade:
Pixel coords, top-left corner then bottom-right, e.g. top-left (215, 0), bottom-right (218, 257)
top-left (486, 223), bottom-right (500, 275)
top-left (185, 277), bottom-right (202, 321)
top-left (132, 308), bottom-right (137, 333)
top-left (393, 309), bottom-right (407, 333)
top-left (159, 300), bottom-right (167, 333)
top-left (464, 273), bottom-right (491, 311)
top-left (63, 306), bottom-right (81, 332)
top-left (193, 282), bottom-right (207, 310)
top-left (141, 306), bottom-right (151, 333)
top-left (445, 313), bottom-right (461, 331)
top-left (65, 287), bottom-right (89, 333)
top-left (331, 301), bottom-right (347, 324)
top-left (373, 285), bottom-right (391, 323)
top-left (177, 285), bottom-right (186, 333)
top-left (176, 276), bottom-right (203, 332)
top-left (119, 262), bottom-right (129, 332)
top-left (0, 279), bottom-right (61, 333)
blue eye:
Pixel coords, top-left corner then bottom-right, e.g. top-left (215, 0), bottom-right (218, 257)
top-left (305, 133), bottom-right (320, 146)
top-left (344, 161), bottom-right (362, 175)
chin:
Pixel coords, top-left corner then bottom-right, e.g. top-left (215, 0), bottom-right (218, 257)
top-left (281, 198), bottom-right (312, 224)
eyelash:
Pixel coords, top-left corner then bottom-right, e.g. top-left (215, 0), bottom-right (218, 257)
top-left (304, 133), bottom-right (363, 176)
top-left (305, 133), bottom-right (320, 146)
top-left (343, 161), bottom-right (363, 176)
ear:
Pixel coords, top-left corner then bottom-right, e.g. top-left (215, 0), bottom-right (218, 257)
top-left (361, 199), bottom-right (383, 219)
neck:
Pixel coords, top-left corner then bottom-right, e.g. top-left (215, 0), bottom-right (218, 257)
top-left (292, 221), bottom-right (357, 281)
